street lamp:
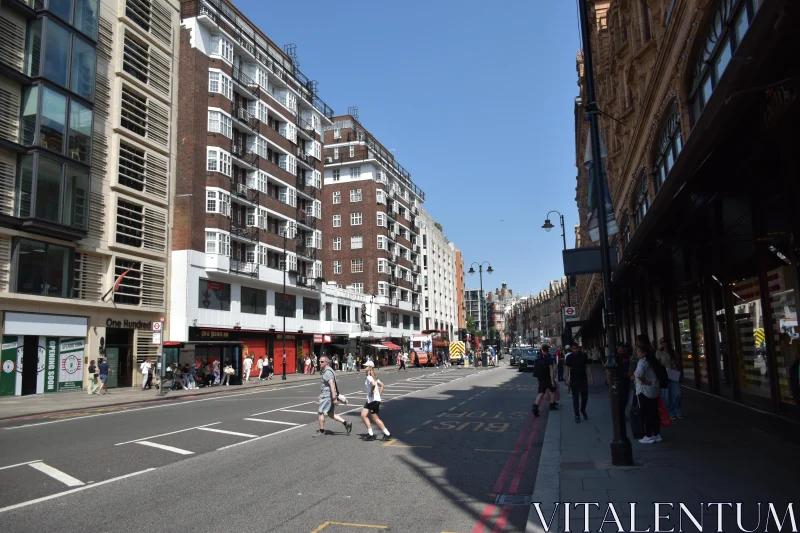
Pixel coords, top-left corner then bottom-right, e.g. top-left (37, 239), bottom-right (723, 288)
top-left (542, 210), bottom-right (573, 347)
top-left (468, 261), bottom-right (493, 340)
top-left (281, 221), bottom-right (297, 381)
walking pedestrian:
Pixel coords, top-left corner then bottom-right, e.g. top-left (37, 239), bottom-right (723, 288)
top-left (360, 361), bottom-right (392, 441)
top-left (220, 357), bottom-right (233, 386)
top-left (96, 358), bottom-right (111, 394)
top-left (355, 355), bottom-right (361, 373)
top-left (267, 357), bottom-right (274, 379)
top-left (399, 351), bottom-right (408, 371)
top-left (532, 344), bottom-right (558, 417)
top-left (655, 338), bottom-right (682, 419)
top-left (314, 355), bottom-right (353, 437)
top-left (87, 359), bottom-right (99, 394)
top-left (257, 356), bottom-right (264, 380)
top-left (140, 358), bottom-right (152, 390)
top-left (634, 341), bottom-right (662, 443)
top-left (243, 355), bottom-right (253, 382)
top-left (565, 345), bottom-right (594, 423)
top-left (556, 348), bottom-right (565, 382)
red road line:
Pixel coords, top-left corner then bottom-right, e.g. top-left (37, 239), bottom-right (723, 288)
top-left (508, 414), bottom-right (542, 493)
top-left (471, 504), bottom-right (498, 533)
top-left (491, 412), bottom-right (534, 494)
top-left (491, 505), bottom-right (513, 533)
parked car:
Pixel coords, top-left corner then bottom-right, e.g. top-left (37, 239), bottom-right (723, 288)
top-left (518, 349), bottom-right (541, 372)
top-left (509, 349), bottom-right (522, 366)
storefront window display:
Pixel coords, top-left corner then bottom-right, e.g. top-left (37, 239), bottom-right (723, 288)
top-left (677, 295), bottom-right (695, 385)
top-left (766, 265), bottom-right (799, 409)
top-left (732, 276), bottom-right (770, 405)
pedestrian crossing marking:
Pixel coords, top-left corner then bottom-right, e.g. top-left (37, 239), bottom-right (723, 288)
top-left (197, 427), bottom-right (257, 438)
top-left (280, 409), bottom-right (319, 415)
top-left (310, 521), bottom-right (388, 532)
top-left (243, 418), bottom-right (300, 426)
top-left (29, 462), bottom-right (84, 487)
top-left (136, 441), bottom-right (194, 455)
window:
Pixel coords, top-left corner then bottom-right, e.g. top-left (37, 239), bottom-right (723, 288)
top-left (653, 106), bottom-right (682, 193)
top-left (376, 190), bottom-right (385, 204)
top-left (378, 259), bottom-right (388, 273)
top-left (377, 213), bottom-right (386, 227)
top-left (272, 292), bottom-right (295, 317)
top-left (331, 169), bottom-right (341, 182)
top-left (349, 145), bottom-right (355, 157)
top-left (351, 283), bottom-right (364, 294)
top-left (332, 191), bottom-right (341, 204)
top-left (120, 87), bottom-right (148, 137)
top-left (333, 237), bottom-right (341, 250)
top-left (333, 128), bottom-right (341, 139)
top-left (350, 212), bottom-right (362, 226)
top-left (20, 85), bottom-right (94, 164)
top-left (208, 70), bottom-right (233, 100)
top-left (116, 198), bottom-right (143, 247)
top-left (14, 238), bottom-right (73, 298)
top-left (15, 153), bottom-right (89, 231)
top-left (333, 147), bottom-right (339, 160)
top-left (210, 34), bottom-right (234, 63)
top-left (639, 0), bottom-right (652, 43)
top-left (633, 173), bottom-right (649, 227)
top-left (122, 33), bottom-right (149, 84)
top-left (208, 111), bottom-right (232, 138)
top-left (350, 189), bottom-right (362, 202)
top-left (403, 315), bottom-right (411, 330)
top-left (333, 260), bottom-right (342, 274)
top-left (377, 310), bottom-right (387, 325)
top-left (350, 166), bottom-right (361, 179)
top-left (333, 214), bottom-right (341, 227)
top-left (351, 259), bottom-right (363, 273)
top-left (207, 148), bottom-right (232, 176)
top-left (198, 278), bottom-right (231, 310)
top-left (206, 189), bottom-right (230, 216)
top-left (377, 236), bottom-right (387, 250)
top-left (241, 286), bottom-right (266, 314)
top-left (114, 257), bottom-right (142, 305)
top-left (351, 236), bottom-right (362, 249)
top-left (689, 0), bottom-right (759, 124)
top-left (303, 297), bottom-right (320, 320)
top-left (337, 304), bottom-right (351, 323)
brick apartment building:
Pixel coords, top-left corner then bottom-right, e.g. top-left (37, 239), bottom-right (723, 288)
top-left (0, 0), bottom-right (180, 394)
top-left (321, 114), bottom-right (424, 340)
top-left (170, 0), bottom-right (333, 375)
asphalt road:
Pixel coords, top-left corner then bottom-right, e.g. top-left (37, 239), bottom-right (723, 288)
top-left (0, 364), bottom-right (548, 533)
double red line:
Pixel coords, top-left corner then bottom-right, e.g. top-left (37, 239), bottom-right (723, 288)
top-left (471, 408), bottom-right (543, 533)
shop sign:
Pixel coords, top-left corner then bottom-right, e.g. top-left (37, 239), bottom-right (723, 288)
top-left (188, 327), bottom-right (235, 342)
top-left (58, 338), bottom-right (84, 391)
top-left (45, 338), bottom-right (58, 393)
top-left (106, 318), bottom-right (153, 329)
top-left (314, 334), bottom-right (332, 344)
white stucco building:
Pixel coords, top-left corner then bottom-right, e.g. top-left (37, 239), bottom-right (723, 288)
top-left (419, 208), bottom-right (458, 339)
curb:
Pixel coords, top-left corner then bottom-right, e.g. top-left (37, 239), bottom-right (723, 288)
top-left (0, 374), bottom-right (323, 422)
top-left (526, 400), bottom-right (561, 533)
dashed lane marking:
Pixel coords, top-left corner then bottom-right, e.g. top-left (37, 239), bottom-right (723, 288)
top-left (310, 521), bottom-right (388, 532)
top-left (116, 422), bottom-right (221, 446)
top-left (243, 418), bottom-right (301, 426)
top-left (217, 424), bottom-right (306, 451)
top-left (196, 427), bottom-right (257, 438)
top-left (279, 409), bottom-right (319, 415)
top-left (28, 462), bottom-right (84, 487)
top-left (136, 441), bottom-right (194, 455)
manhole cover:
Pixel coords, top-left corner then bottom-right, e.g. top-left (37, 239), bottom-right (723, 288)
top-left (495, 494), bottom-right (531, 506)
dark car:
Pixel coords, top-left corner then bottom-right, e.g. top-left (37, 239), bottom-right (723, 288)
top-left (518, 349), bottom-right (541, 372)
top-left (509, 349), bottom-right (522, 366)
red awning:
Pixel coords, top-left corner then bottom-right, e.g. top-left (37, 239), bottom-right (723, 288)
top-left (382, 342), bottom-right (402, 351)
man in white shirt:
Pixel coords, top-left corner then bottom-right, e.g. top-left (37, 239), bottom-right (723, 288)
top-left (243, 356), bottom-right (253, 382)
top-left (140, 359), bottom-right (151, 391)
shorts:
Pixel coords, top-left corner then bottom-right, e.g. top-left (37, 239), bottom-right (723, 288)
top-left (537, 377), bottom-right (555, 394)
top-left (364, 401), bottom-right (381, 415)
top-left (318, 397), bottom-right (334, 415)
top-left (99, 374), bottom-right (108, 383)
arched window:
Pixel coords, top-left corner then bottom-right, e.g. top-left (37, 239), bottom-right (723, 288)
top-left (633, 172), bottom-right (649, 228)
top-left (654, 105), bottom-right (682, 194)
top-left (688, 0), bottom-right (760, 125)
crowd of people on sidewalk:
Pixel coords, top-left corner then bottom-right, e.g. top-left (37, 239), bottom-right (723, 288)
top-left (531, 336), bottom-right (683, 445)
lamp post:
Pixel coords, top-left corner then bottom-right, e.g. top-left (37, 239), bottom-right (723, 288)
top-left (542, 210), bottom-right (573, 348)
top-left (578, 0), bottom-right (632, 465)
top-left (281, 222), bottom-right (296, 381)
top-left (468, 261), bottom-right (493, 341)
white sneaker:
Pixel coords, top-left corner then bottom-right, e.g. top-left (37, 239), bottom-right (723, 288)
top-left (652, 434), bottom-right (663, 442)
top-left (639, 436), bottom-right (654, 444)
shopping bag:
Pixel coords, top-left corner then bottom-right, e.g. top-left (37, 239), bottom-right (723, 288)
top-left (666, 368), bottom-right (681, 382)
top-left (657, 397), bottom-right (672, 427)
top-left (629, 398), bottom-right (645, 439)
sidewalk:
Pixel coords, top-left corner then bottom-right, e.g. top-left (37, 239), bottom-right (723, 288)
top-left (528, 366), bottom-right (800, 532)
top-left (0, 372), bottom-right (321, 421)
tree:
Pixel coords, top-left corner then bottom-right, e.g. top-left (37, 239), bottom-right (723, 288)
top-left (434, 222), bottom-right (443, 232)
top-left (466, 315), bottom-right (477, 336)
top-left (489, 327), bottom-right (500, 340)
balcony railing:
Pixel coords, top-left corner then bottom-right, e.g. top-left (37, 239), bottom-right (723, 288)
top-left (296, 148), bottom-right (313, 166)
top-left (233, 103), bottom-right (259, 131)
top-left (230, 180), bottom-right (259, 204)
top-left (391, 298), bottom-right (400, 308)
top-left (230, 221), bottom-right (258, 241)
top-left (232, 65), bottom-right (259, 95)
top-left (230, 259), bottom-right (258, 277)
top-left (296, 208), bottom-right (316, 229)
top-left (231, 141), bottom-right (259, 167)
top-left (297, 115), bottom-right (315, 136)
top-left (295, 239), bottom-right (317, 261)
top-left (296, 177), bottom-right (317, 199)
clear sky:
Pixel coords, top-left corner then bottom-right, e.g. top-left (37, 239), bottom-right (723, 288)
top-left (236, 0), bottom-right (582, 297)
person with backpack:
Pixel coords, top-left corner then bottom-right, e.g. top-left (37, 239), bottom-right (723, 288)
top-left (565, 345), bottom-right (595, 423)
top-left (532, 344), bottom-right (559, 417)
top-left (634, 341), bottom-right (662, 443)
top-left (314, 355), bottom-right (353, 437)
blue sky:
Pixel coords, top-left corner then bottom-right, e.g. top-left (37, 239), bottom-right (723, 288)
top-left (237, 0), bottom-right (582, 297)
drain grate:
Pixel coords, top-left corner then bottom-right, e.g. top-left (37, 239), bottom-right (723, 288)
top-left (495, 494), bottom-right (531, 506)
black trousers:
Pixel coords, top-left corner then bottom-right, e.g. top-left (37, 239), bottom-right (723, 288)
top-left (637, 393), bottom-right (660, 437)
top-left (557, 361), bottom-right (564, 381)
top-left (571, 379), bottom-right (588, 416)
top-left (399, 361), bottom-right (406, 371)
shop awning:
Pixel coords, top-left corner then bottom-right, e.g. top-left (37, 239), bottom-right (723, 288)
top-left (370, 344), bottom-right (388, 349)
top-left (382, 342), bottom-right (402, 350)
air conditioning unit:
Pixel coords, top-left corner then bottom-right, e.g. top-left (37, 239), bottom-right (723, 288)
top-left (324, 157), bottom-right (332, 163)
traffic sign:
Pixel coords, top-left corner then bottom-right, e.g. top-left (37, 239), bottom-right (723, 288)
top-left (152, 332), bottom-right (162, 345)
top-left (152, 321), bottom-right (162, 333)
top-left (564, 306), bottom-right (578, 322)
top-left (560, 301), bottom-right (567, 308)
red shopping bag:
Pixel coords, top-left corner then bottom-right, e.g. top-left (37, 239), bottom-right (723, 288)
top-left (657, 397), bottom-right (672, 427)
